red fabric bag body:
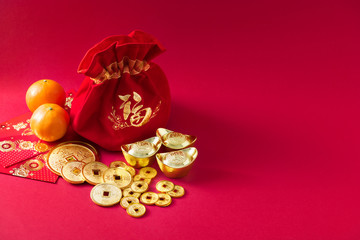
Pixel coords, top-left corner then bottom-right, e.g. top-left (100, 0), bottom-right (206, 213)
top-left (70, 31), bottom-right (171, 151)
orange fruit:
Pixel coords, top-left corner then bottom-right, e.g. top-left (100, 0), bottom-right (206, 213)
top-left (26, 79), bottom-right (66, 112)
top-left (30, 103), bottom-right (70, 142)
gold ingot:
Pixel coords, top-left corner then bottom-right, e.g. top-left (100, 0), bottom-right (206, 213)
top-left (138, 167), bottom-right (157, 179)
top-left (121, 137), bottom-right (162, 168)
top-left (123, 187), bottom-right (141, 198)
top-left (61, 161), bottom-right (86, 184)
top-left (168, 185), bottom-right (185, 198)
top-left (156, 128), bottom-right (197, 150)
top-left (156, 180), bottom-right (174, 193)
top-left (120, 196), bottom-right (139, 209)
top-left (82, 162), bottom-right (109, 185)
top-left (90, 183), bottom-right (122, 207)
top-left (130, 180), bottom-right (148, 193)
top-left (155, 193), bottom-right (172, 207)
top-left (156, 147), bottom-right (198, 178)
top-left (140, 192), bottom-right (159, 205)
top-left (133, 175), bottom-right (151, 184)
top-left (126, 203), bottom-right (146, 218)
top-left (103, 167), bottom-right (132, 189)
top-left (109, 161), bottom-right (127, 169)
top-left (46, 141), bottom-right (98, 175)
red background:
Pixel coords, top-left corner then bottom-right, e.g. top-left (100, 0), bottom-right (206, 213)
top-left (1, 0), bottom-right (360, 239)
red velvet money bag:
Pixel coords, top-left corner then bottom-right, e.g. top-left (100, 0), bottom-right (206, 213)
top-left (70, 30), bottom-right (171, 151)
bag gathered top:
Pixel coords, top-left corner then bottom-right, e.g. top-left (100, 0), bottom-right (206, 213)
top-left (70, 30), bottom-right (171, 151)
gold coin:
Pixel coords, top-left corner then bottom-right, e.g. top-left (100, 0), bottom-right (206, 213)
top-left (103, 167), bottom-right (132, 189)
top-left (126, 203), bottom-right (146, 218)
top-left (140, 192), bottom-right (159, 205)
top-left (24, 159), bottom-right (44, 172)
top-left (47, 141), bottom-right (98, 175)
top-left (109, 161), bottom-right (127, 168)
top-left (120, 196), bottom-right (139, 209)
top-left (61, 161), bottom-right (86, 184)
top-left (90, 183), bottom-right (122, 207)
top-left (156, 180), bottom-right (175, 192)
top-left (133, 174), bottom-right (151, 184)
top-left (155, 193), bottom-right (172, 207)
top-left (139, 167), bottom-right (157, 179)
top-left (130, 180), bottom-right (148, 193)
top-left (124, 165), bottom-right (136, 177)
top-left (167, 185), bottom-right (185, 198)
top-left (82, 161), bottom-right (109, 185)
top-left (34, 142), bottom-right (49, 152)
top-left (123, 187), bottom-right (141, 198)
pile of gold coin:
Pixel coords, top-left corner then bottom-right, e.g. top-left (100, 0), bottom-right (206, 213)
top-left (116, 167), bottom-right (156, 217)
top-left (138, 180), bottom-right (185, 207)
top-left (88, 164), bottom-right (186, 218)
top-left (46, 141), bottom-right (187, 218)
top-left (118, 177), bottom-right (186, 217)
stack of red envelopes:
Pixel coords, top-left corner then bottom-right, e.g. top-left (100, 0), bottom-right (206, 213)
top-left (0, 90), bottom-right (77, 183)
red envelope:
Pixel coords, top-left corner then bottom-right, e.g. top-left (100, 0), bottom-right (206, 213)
top-left (0, 154), bottom-right (59, 183)
top-left (0, 90), bottom-right (77, 183)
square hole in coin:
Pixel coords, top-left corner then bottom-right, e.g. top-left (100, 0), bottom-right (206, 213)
top-left (71, 167), bottom-right (81, 175)
top-left (103, 191), bottom-right (110, 197)
top-left (114, 175), bottom-right (121, 180)
top-left (137, 184), bottom-right (143, 188)
top-left (174, 189), bottom-right (178, 193)
top-left (92, 169), bottom-right (100, 175)
top-left (162, 184), bottom-right (167, 188)
top-left (159, 197), bottom-right (165, 201)
top-left (66, 155), bottom-right (78, 162)
top-left (146, 196), bottom-right (152, 200)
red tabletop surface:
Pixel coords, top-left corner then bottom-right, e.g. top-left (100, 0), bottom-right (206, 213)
top-left (1, 0), bottom-right (360, 239)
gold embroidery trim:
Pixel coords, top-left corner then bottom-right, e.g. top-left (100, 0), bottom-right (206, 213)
top-left (90, 57), bottom-right (150, 84)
